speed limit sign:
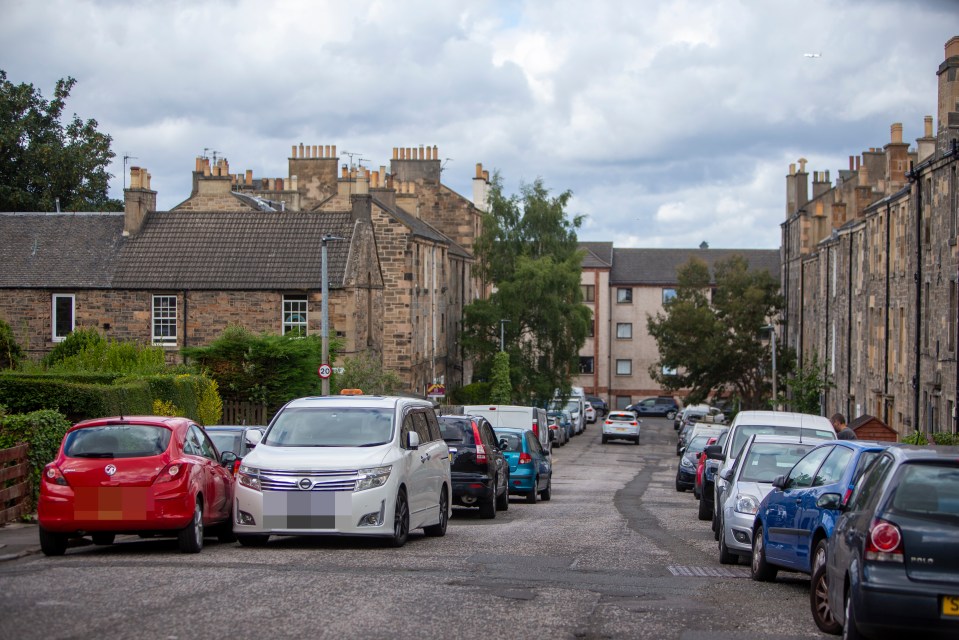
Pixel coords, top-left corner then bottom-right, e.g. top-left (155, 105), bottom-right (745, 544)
top-left (318, 364), bottom-right (332, 379)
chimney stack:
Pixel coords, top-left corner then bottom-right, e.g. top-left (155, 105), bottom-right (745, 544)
top-left (124, 166), bottom-right (156, 236)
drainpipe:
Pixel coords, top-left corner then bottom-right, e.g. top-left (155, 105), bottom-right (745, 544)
top-left (182, 290), bottom-right (189, 364)
top-left (824, 244), bottom-right (830, 414)
top-left (847, 232), bottom-right (853, 419)
top-left (884, 201), bottom-right (891, 423)
top-left (909, 162), bottom-right (922, 435)
top-left (593, 270), bottom-right (600, 395)
top-left (799, 260), bottom-right (805, 368)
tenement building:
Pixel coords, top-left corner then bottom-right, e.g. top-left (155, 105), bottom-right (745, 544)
top-left (781, 36), bottom-right (959, 437)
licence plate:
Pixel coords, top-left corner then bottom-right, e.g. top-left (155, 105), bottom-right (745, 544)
top-left (943, 595), bottom-right (959, 617)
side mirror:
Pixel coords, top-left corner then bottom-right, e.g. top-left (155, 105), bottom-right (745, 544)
top-left (245, 429), bottom-right (263, 447)
top-left (771, 475), bottom-right (787, 490)
top-left (816, 493), bottom-right (843, 510)
top-left (407, 431), bottom-right (420, 450)
top-left (220, 450), bottom-right (239, 467)
top-left (704, 444), bottom-right (724, 460)
top-left (720, 468), bottom-right (734, 482)
top-left (678, 446), bottom-right (686, 456)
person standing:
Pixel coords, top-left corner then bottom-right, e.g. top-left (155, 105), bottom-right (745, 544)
top-left (830, 413), bottom-right (858, 440)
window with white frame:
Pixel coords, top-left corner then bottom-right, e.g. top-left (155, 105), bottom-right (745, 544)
top-left (616, 323), bottom-right (632, 339)
top-left (615, 359), bottom-right (632, 375)
top-left (662, 288), bottom-right (677, 304)
top-left (283, 295), bottom-right (308, 336)
top-left (52, 294), bottom-right (75, 342)
top-left (152, 295), bottom-right (177, 345)
top-left (616, 287), bottom-right (632, 303)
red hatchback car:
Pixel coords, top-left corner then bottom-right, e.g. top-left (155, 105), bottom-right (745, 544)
top-left (38, 416), bottom-right (237, 555)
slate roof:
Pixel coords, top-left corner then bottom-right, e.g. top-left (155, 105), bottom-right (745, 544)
top-left (579, 242), bottom-right (613, 268)
top-left (609, 247), bottom-right (780, 285)
top-left (0, 212), bottom-right (127, 288)
top-left (370, 196), bottom-right (472, 259)
top-left (113, 211), bottom-right (355, 290)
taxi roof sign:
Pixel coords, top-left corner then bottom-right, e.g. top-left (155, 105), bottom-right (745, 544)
top-left (340, 388), bottom-right (364, 395)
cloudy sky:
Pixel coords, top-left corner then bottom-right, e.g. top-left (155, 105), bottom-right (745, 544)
top-left (3, 0), bottom-right (956, 249)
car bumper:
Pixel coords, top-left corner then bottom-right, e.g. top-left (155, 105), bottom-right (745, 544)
top-left (603, 426), bottom-right (640, 440)
top-left (854, 576), bottom-right (959, 639)
top-left (722, 508), bottom-right (755, 555)
top-left (38, 486), bottom-right (195, 533)
top-left (676, 467), bottom-right (696, 488)
top-left (508, 467), bottom-right (536, 493)
top-left (450, 473), bottom-right (494, 504)
top-left (234, 479), bottom-right (396, 538)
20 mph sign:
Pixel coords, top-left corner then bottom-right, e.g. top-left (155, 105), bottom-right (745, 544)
top-left (318, 364), bottom-right (332, 379)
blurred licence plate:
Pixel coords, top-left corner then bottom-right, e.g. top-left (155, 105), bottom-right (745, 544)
top-left (614, 427), bottom-right (628, 432)
top-left (943, 595), bottom-right (959, 616)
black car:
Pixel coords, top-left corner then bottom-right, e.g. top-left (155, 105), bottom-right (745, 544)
top-left (586, 395), bottom-right (608, 419)
top-left (438, 415), bottom-right (510, 518)
top-left (676, 434), bottom-right (713, 492)
top-left (824, 445), bottom-right (959, 639)
top-left (627, 396), bottom-right (681, 420)
top-left (205, 425), bottom-right (265, 475)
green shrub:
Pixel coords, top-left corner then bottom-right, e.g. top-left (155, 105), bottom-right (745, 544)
top-left (450, 382), bottom-right (491, 405)
top-left (0, 409), bottom-right (71, 504)
top-left (195, 377), bottom-right (223, 426)
top-left (153, 399), bottom-right (183, 417)
top-left (0, 319), bottom-right (24, 370)
top-left (0, 373), bottom-right (153, 421)
top-left (901, 431), bottom-right (929, 445)
top-left (41, 327), bottom-right (105, 367)
top-left (931, 432), bottom-right (959, 445)
top-left (46, 335), bottom-right (167, 375)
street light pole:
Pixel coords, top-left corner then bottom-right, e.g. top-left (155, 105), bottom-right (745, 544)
top-left (762, 324), bottom-right (777, 410)
top-left (499, 319), bottom-right (509, 352)
top-left (321, 234), bottom-right (345, 395)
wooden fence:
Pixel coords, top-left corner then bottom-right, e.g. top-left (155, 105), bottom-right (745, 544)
top-left (221, 401), bottom-right (269, 426)
top-left (0, 444), bottom-right (31, 524)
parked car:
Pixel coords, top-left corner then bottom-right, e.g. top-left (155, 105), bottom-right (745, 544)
top-left (678, 420), bottom-right (725, 456)
top-left (705, 411), bottom-right (836, 536)
top-left (694, 435), bottom-right (721, 499)
top-left (547, 410), bottom-right (575, 442)
top-left (697, 430), bottom-right (729, 521)
top-left (586, 395), bottom-right (608, 419)
top-left (824, 445), bottom-right (959, 639)
top-left (437, 415), bottom-right (510, 517)
top-left (677, 432), bottom-right (725, 492)
top-left (547, 414), bottom-right (568, 447)
top-left (547, 397), bottom-right (585, 435)
top-left (205, 425), bottom-right (265, 475)
top-left (751, 440), bottom-right (888, 633)
top-left (627, 396), bottom-right (681, 420)
top-left (584, 403), bottom-right (596, 424)
top-left (38, 416), bottom-right (238, 555)
top-left (234, 394), bottom-right (451, 548)
top-left (675, 404), bottom-right (725, 430)
top-left (602, 410), bottom-right (641, 445)
top-left (716, 434), bottom-right (816, 565)
top-left (495, 426), bottom-right (552, 504)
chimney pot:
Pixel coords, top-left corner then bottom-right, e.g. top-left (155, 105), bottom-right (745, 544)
top-left (891, 122), bottom-right (903, 144)
top-left (925, 115), bottom-right (933, 137)
top-left (946, 35), bottom-right (959, 59)
top-left (433, 145), bottom-right (438, 159)
top-left (475, 163), bottom-right (483, 178)
top-left (292, 145), bottom-right (297, 158)
top-left (246, 169), bottom-right (253, 186)
top-left (393, 147), bottom-right (399, 159)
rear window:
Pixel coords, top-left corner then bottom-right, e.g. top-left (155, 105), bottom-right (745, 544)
top-left (64, 425), bottom-right (172, 458)
top-left (686, 435), bottom-right (712, 454)
top-left (496, 430), bottom-right (524, 452)
top-left (738, 442), bottom-right (815, 483)
top-left (438, 419), bottom-right (476, 445)
top-left (607, 413), bottom-right (635, 422)
top-left (890, 462), bottom-right (959, 518)
top-left (208, 432), bottom-right (242, 456)
top-left (731, 425), bottom-right (833, 459)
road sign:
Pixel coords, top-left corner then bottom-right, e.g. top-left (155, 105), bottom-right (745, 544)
top-left (426, 383), bottom-right (446, 398)
top-left (318, 364), bottom-right (332, 379)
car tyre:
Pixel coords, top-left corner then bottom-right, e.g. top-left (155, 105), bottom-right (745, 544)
top-left (91, 533), bottom-right (115, 546)
top-left (635, 435), bottom-right (640, 445)
top-left (39, 527), bottom-right (68, 556)
top-left (540, 479), bottom-right (551, 501)
top-left (697, 496), bottom-right (712, 521)
top-left (675, 479), bottom-right (685, 492)
top-left (718, 525), bottom-right (738, 565)
top-left (387, 489), bottom-right (410, 548)
top-left (478, 489), bottom-right (497, 519)
top-left (236, 534), bottom-right (270, 547)
top-left (750, 525), bottom-right (778, 581)
top-left (811, 539), bottom-right (841, 634)
top-left (601, 435), bottom-right (608, 444)
top-left (423, 487), bottom-right (449, 537)
top-left (496, 479), bottom-right (510, 511)
top-left (526, 480), bottom-right (538, 504)
top-left (178, 498), bottom-right (204, 554)
top-left (843, 587), bottom-right (865, 640)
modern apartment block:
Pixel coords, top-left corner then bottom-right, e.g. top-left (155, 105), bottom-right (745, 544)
top-left (781, 36), bottom-right (959, 437)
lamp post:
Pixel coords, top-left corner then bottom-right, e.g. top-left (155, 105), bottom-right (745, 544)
top-left (499, 319), bottom-right (509, 352)
top-left (762, 324), bottom-right (777, 409)
top-left (321, 234), bottom-right (345, 395)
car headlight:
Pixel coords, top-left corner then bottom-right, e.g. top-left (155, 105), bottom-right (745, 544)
top-left (355, 465), bottom-right (392, 492)
top-left (680, 456), bottom-right (695, 469)
top-left (735, 493), bottom-right (760, 515)
top-left (237, 465), bottom-right (261, 492)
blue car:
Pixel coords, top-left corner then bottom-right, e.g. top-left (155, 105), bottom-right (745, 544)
top-left (751, 439), bottom-right (888, 633)
top-left (494, 427), bottom-right (552, 504)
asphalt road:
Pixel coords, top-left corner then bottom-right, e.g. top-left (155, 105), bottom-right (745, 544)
top-left (0, 417), bottom-right (829, 640)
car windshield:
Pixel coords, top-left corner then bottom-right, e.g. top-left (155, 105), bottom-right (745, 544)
top-left (686, 435), bottom-right (712, 454)
top-left (738, 442), bottom-right (814, 483)
top-left (496, 431), bottom-right (524, 452)
top-left (263, 407), bottom-right (394, 447)
top-left (438, 419), bottom-right (475, 445)
top-left (549, 399), bottom-right (579, 413)
top-left (208, 432), bottom-right (242, 455)
top-left (608, 413), bottom-right (635, 422)
top-left (64, 425), bottom-right (172, 458)
top-left (732, 425), bottom-right (833, 459)
top-left (890, 462), bottom-right (959, 518)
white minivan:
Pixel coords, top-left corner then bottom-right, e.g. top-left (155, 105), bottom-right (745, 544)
top-left (233, 395), bottom-right (451, 548)
top-left (462, 405), bottom-right (551, 453)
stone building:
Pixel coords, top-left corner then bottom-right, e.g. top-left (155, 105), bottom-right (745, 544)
top-left (781, 36), bottom-right (959, 437)
top-left (575, 244), bottom-right (779, 410)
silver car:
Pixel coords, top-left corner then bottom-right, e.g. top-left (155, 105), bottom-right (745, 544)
top-left (717, 434), bottom-right (815, 564)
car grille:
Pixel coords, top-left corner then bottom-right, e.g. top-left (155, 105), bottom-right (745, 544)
top-left (257, 468), bottom-right (359, 492)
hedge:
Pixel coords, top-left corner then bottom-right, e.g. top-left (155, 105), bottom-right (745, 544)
top-left (0, 408), bottom-right (72, 504)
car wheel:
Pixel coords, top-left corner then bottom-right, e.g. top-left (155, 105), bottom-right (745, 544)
top-left (39, 527), bottom-right (68, 556)
top-left (496, 479), bottom-right (510, 511)
top-left (718, 525), bottom-right (738, 565)
top-left (697, 496), bottom-right (712, 521)
top-left (91, 533), bottom-right (115, 546)
top-left (236, 534), bottom-right (270, 547)
top-left (666, 410), bottom-right (677, 420)
top-left (526, 479), bottom-right (538, 504)
top-left (386, 489), bottom-right (410, 548)
top-left (750, 525), bottom-right (778, 581)
top-left (478, 486), bottom-right (497, 519)
top-left (601, 435), bottom-right (608, 444)
top-left (424, 487), bottom-right (449, 537)
top-left (843, 587), bottom-right (865, 640)
top-left (540, 478), bottom-right (551, 501)
top-left (635, 435), bottom-right (640, 445)
top-left (810, 540), bottom-right (842, 634)
top-left (177, 498), bottom-right (204, 554)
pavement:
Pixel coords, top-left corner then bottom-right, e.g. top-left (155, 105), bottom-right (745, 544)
top-left (0, 519), bottom-right (40, 561)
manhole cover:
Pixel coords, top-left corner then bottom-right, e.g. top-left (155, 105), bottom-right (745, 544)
top-left (667, 565), bottom-right (751, 578)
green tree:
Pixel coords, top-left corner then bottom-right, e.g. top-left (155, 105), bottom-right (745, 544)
top-left (489, 351), bottom-right (512, 403)
top-left (647, 255), bottom-right (783, 409)
top-left (0, 319), bottom-right (24, 370)
top-left (0, 70), bottom-right (122, 212)
top-left (462, 174), bottom-right (591, 405)
top-left (785, 353), bottom-right (832, 414)
top-left (331, 350), bottom-right (402, 395)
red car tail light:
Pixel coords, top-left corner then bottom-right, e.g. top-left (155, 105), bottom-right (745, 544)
top-left (532, 423), bottom-right (539, 437)
top-left (518, 453), bottom-right (532, 465)
top-left (153, 463), bottom-right (184, 485)
top-left (43, 464), bottom-right (69, 486)
top-left (471, 421), bottom-right (487, 464)
top-left (232, 459), bottom-right (242, 476)
top-left (865, 518), bottom-right (904, 563)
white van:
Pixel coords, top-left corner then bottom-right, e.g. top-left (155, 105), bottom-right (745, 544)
top-left (462, 405), bottom-right (551, 453)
